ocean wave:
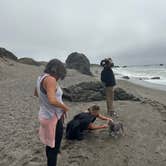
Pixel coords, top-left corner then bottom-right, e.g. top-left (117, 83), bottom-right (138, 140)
top-left (113, 65), bottom-right (166, 86)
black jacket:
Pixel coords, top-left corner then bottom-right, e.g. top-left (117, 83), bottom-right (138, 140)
top-left (101, 67), bottom-right (116, 87)
top-left (66, 112), bottom-right (96, 140)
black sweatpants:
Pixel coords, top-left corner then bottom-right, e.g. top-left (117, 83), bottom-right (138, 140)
top-left (46, 118), bottom-right (63, 166)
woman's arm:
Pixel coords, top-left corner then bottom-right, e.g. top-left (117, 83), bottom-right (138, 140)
top-left (88, 123), bottom-right (108, 130)
top-left (98, 114), bottom-right (113, 122)
top-left (44, 76), bottom-right (69, 112)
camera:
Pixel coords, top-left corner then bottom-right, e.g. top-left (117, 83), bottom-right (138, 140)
top-left (100, 58), bottom-right (114, 68)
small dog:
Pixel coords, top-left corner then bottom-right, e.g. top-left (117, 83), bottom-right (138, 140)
top-left (108, 120), bottom-right (124, 137)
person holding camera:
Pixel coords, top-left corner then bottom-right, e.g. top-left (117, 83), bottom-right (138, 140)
top-left (100, 58), bottom-right (116, 116)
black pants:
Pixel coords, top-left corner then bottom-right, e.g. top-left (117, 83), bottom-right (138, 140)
top-left (46, 119), bottom-right (63, 166)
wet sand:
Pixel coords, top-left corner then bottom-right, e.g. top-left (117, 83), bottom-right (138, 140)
top-left (0, 58), bottom-right (166, 166)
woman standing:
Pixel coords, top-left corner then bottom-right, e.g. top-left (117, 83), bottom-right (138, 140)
top-left (100, 58), bottom-right (116, 116)
top-left (34, 59), bottom-right (69, 166)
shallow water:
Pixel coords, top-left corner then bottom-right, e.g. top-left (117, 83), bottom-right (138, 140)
top-left (113, 64), bottom-right (166, 87)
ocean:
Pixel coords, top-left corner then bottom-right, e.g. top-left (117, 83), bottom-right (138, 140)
top-left (113, 64), bottom-right (166, 90)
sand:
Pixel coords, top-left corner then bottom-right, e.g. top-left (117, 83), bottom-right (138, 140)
top-left (0, 58), bottom-right (166, 166)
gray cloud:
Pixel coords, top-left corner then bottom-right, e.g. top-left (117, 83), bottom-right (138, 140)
top-left (1, 0), bottom-right (166, 65)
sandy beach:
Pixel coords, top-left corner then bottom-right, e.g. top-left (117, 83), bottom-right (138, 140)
top-left (0, 58), bottom-right (166, 166)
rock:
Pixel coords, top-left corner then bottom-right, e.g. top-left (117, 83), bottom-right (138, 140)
top-left (66, 52), bottom-right (92, 75)
top-left (18, 57), bottom-right (41, 66)
top-left (0, 48), bottom-right (17, 61)
top-left (122, 76), bottom-right (130, 79)
top-left (114, 65), bottom-right (120, 68)
top-left (63, 81), bottom-right (105, 102)
top-left (151, 77), bottom-right (160, 79)
top-left (114, 87), bottom-right (140, 101)
top-left (63, 81), bottom-right (140, 102)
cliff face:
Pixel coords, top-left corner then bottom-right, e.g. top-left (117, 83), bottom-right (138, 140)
top-left (0, 48), bottom-right (46, 66)
top-left (0, 48), bottom-right (18, 61)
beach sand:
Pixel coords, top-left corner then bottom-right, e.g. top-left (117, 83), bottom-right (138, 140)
top-left (0, 58), bottom-right (166, 166)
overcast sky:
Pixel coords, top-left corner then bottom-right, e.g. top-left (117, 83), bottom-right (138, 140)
top-left (1, 0), bottom-right (166, 65)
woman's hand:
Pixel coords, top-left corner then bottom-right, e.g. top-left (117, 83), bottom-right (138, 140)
top-left (62, 105), bottom-right (69, 121)
top-left (88, 123), bottom-right (108, 130)
top-left (98, 114), bottom-right (113, 122)
top-left (107, 117), bottom-right (113, 123)
top-left (101, 124), bottom-right (108, 129)
top-left (62, 104), bottom-right (69, 113)
top-left (61, 111), bottom-right (68, 124)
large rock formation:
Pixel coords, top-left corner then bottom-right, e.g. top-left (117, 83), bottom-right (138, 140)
top-left (18, 57), bottom-right (41, 66)
top-left (63, 81), bottom-right (140, 102)
top-left (66, 52), bottom-right (92, 75)
top-left (0, 48), bottom-right (17, 61)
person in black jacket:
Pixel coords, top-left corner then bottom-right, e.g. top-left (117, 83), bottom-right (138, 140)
top-left (66, 105), bottom-right (113, 140)
top-left (100, 58), bottom-right (116, 116)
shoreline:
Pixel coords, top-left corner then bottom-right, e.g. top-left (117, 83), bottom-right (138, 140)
top-left (117, 79), bottom-right (166, 105)
top-left (120, 78), bottom-right (166, 91)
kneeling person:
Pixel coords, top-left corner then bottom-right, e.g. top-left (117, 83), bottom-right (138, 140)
top-left (66, 105), bottom-right (113, 140)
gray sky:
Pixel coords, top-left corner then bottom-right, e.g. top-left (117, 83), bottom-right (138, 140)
top-left (1, 0), bottom-right (166, 65)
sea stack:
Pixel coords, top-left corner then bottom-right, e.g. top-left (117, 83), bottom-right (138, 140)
top-left (66, 52), bottom-right (92, 76)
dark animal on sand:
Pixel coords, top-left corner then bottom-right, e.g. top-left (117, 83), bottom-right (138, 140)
top-left (108, 120), bottom-right (124, 137)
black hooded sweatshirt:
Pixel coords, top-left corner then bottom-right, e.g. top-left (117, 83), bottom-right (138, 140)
top-left (101, 67), bottom-right (116, 87)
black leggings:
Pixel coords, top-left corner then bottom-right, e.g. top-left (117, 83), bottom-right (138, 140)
top-left (46, 118), bottom-right (63, 166)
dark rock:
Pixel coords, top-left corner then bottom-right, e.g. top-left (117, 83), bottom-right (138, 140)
top-left (66, 52), bottom-right (92, 75)
top-left (114, 87), bottom-right (140, 101)
top-left (114, 65), bottom-right (120, 68)
top-left (63, 81), bottom-right (140, 102)
top-left (0, 48), bottom-right (17, 61)
top-left (18, 57), bottom-right (41, 66)
top-left (122, 76), bottom-right (130, 79)
top-left (63, 81), bottom-right (104, 102)
top-left (151, 77), bottom-right (160, 79)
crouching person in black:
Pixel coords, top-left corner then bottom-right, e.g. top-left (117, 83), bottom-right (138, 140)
top-left (66, 105), bottom-right (113, 140)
